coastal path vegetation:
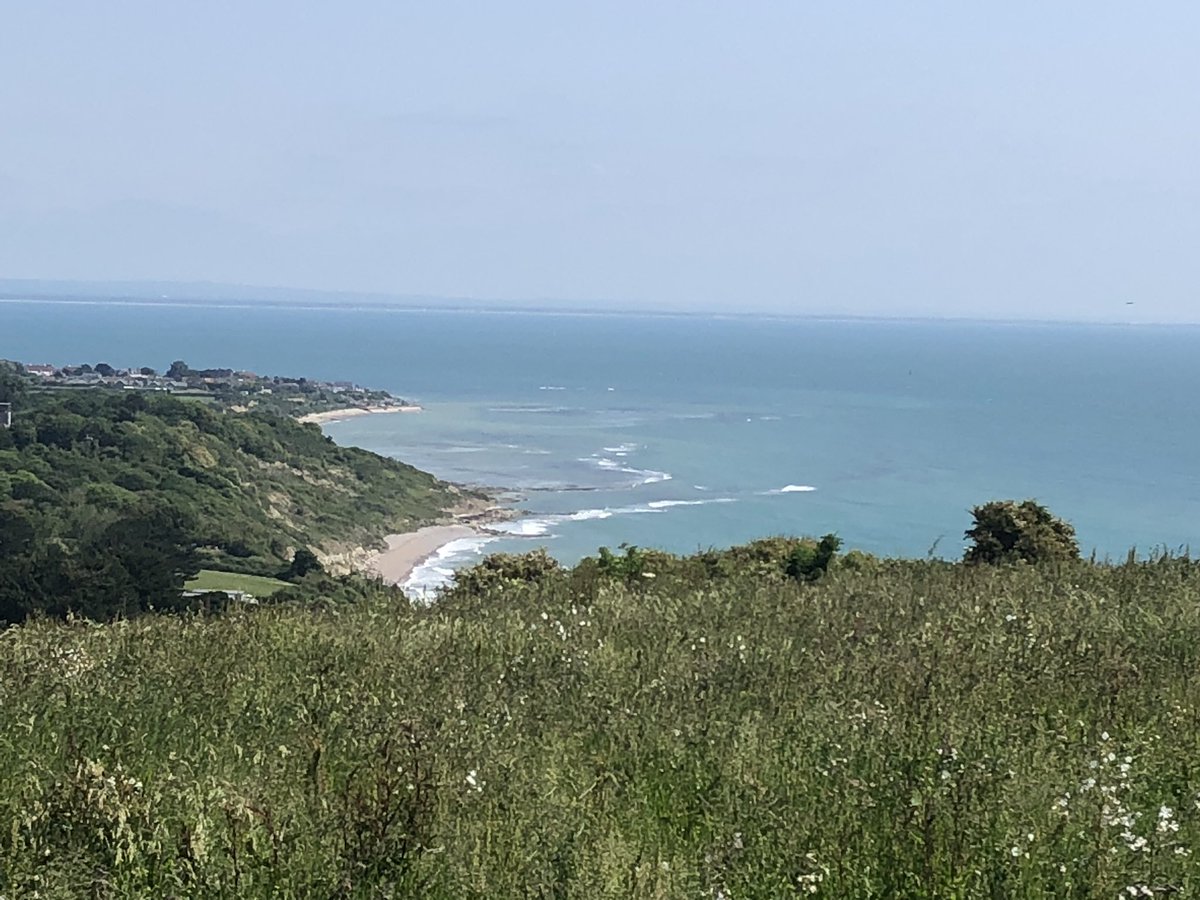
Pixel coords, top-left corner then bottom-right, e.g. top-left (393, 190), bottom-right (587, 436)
top-left (2, 541), bottom-right (1199, 896)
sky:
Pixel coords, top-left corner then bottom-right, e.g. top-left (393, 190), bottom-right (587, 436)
top-left (2, 3), bottom-right (1199, 322)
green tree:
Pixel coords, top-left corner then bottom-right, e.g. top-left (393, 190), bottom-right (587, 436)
top-left (964, 499), bottom-right (1079, 565)
top-left (786, 533), bottom-right (842, 582)
top-left (167, 360), bottom-right (190, 380)
top-left (283, 548), bottom-right (324, 581)
top-left (0, 363), bottom-right (27, 408)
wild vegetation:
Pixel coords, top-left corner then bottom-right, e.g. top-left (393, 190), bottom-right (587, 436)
top-left (2, 534), bottom-right (1199, 897)
top-left (1, 356), bottom-right (1192, 894)
top-left (0, 367), bottom-right (466, 623)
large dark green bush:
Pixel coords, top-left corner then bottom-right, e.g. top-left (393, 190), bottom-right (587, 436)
top-left (449, 549), bottom-right (562, 597)
top-left (964, 499), bottom-right (1080, 565)
top-left (786, 532), bottom-right (842, 582)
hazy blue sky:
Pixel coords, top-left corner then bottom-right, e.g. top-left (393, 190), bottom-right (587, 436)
top-left (3, 3), bottom-right (1199, 320)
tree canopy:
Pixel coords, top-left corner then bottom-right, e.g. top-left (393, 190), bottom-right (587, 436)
top-left (0, 387), bottom-right (464, 623)
top-left (964, 499), bottom-right (1080, 565)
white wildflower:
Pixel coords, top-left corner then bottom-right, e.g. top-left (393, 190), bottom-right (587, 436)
top-left (1157, 805), bottom-right (1179, 834)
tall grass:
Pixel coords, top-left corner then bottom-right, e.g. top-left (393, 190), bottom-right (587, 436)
top-left (2, 557), bottom-right (1199, 897)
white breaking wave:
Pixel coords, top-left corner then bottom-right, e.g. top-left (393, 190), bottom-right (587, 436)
top-left (489, 518), bottom-right (557, 537)
top-left (645, 498), bottom-right (737, 509)
top-left (538, 385), bottom-right (567, 391)
top-left (759, 484), bottom-right (818, 495)
top-left (635, 469), bottom-right (673, 485)
top-left (404, 535), bottom-right (500, 598)
top-left (581, 452), bottom-right (672, 487)
top-left (602, 442), bottom-right (641, 455)
top-left (497, 497), bottom-right (737, 534)
top-left (566, 508), bottom-right (616, 521)
top-left (584, 456), bottom-right (623, 470)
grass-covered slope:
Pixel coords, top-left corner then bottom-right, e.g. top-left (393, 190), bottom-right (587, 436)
top-left (0, 390), bottom-right (467, 575)
top-left (4, 555), bottom-right (1199, 897)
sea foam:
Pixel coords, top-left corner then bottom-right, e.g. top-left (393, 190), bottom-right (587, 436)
top-left (404, 535), bottom-right (499, 598)
top-left (759, 484), bottom-right (818, 494)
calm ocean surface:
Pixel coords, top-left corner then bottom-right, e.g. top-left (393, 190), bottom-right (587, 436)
top-left (5, 300), bottom-right (1199, 589)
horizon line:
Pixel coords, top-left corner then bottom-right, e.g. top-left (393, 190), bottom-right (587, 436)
top-left (0, 278), bottom-right (1195, 329)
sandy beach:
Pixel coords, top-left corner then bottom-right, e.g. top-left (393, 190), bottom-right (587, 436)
top-left (365, 525), bottom-right (478, 585)
top-left (298, 405), bottom-right (422, 425)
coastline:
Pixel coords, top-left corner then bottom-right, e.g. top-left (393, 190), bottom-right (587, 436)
top-left (365, 525), bottom-right (479, 585)
top-left (362, 495), bottom-right (519, 591)
top-left (298, 405), bottom-right (422, 425)
top-left (304, 410), bottom-right (519, 592)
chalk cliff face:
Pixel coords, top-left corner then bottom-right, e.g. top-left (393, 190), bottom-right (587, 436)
top-left (315, 545), bottom-right (378, 578)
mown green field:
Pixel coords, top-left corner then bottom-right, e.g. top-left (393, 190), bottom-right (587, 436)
top-left (184, 569), bottom-right (290, 597)
top-left (2, 553), bottom-right (1199, 897)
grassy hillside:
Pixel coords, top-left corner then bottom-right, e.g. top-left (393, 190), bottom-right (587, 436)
top-left (0, 388), bottom-right (469, 577)
top-left (3, 551), bottom-right (1199, 897)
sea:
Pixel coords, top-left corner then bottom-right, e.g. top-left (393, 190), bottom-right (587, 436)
top-left (4, 299), bottom-right (1200, 592)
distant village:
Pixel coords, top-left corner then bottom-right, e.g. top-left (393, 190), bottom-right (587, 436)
top-left (8, 359), bottom-right (411, 418)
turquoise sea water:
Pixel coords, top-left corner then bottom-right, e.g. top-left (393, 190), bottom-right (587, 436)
top-left (4, 300), bottom-right (1199, 589)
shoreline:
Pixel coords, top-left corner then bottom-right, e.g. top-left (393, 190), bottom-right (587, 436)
top-left (298, 405), bottom-right (422, 425)
top-left (365, 525), bottom-right (480, 586)
top-left (307, 411), bottom-right (519, 592)
top-left (362, 494), bottom-right (520, 591)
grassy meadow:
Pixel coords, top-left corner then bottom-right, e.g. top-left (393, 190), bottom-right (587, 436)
top-left (184, 569), bottom-right (290, 598)
top-left (3, 553), bottom-right (1200, 897)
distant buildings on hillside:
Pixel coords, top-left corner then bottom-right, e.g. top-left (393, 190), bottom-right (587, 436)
top-left (7, 360), bottom-right (407, 414)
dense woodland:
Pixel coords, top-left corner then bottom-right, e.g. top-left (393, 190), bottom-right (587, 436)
top-left (0, 366), bottom-right (463, 623)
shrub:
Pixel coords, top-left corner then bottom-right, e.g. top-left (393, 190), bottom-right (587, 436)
top-left (964, 499), bottom-right (1080, 565)
top-left (786, 533), bottom-right (842, 582)
top-left (282, 548), bottom-right (324, 581)
top-left (449, 549), bottom-right (562, 597)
